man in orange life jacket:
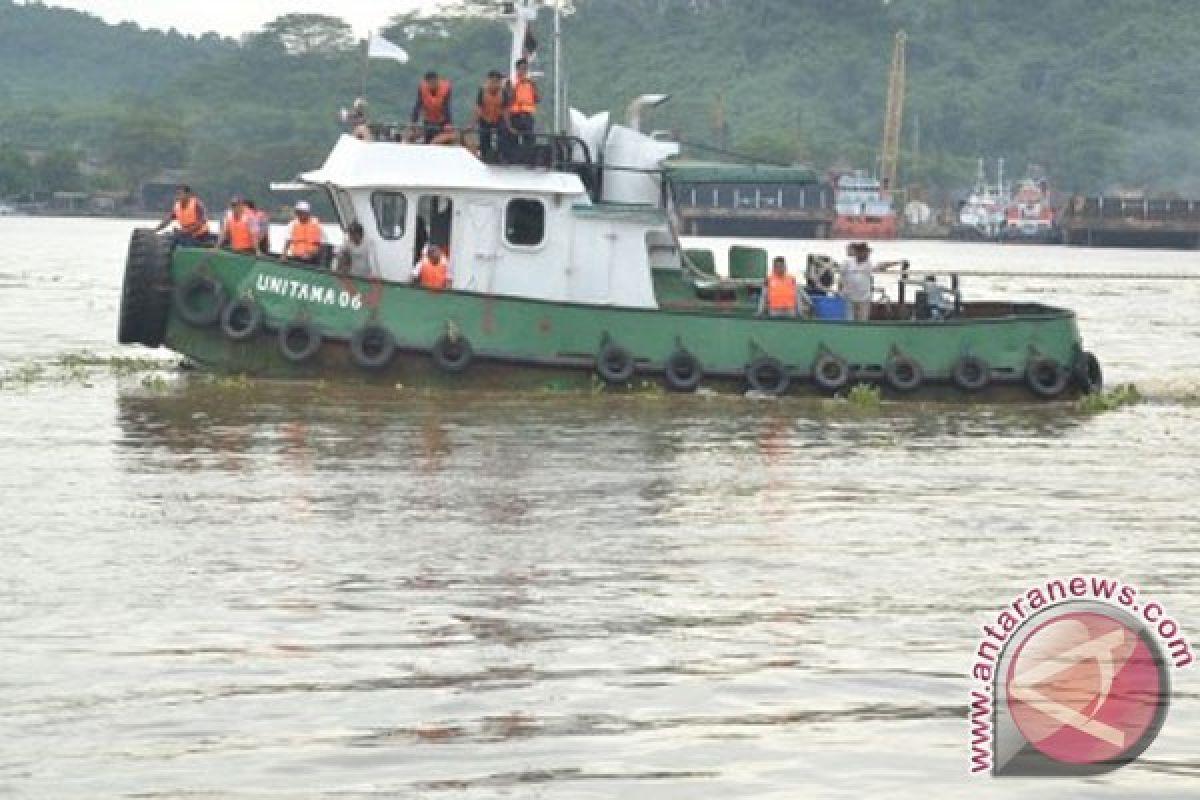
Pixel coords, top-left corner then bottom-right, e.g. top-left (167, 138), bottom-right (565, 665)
top-left (758, 256), bottom-right (809, 318)
top-left (504, 57), bottom-right (540, 163)
top-left (411, 71), bottom-right (455, 145)
top-left (412, 244), bottom-right (451, 291)
top-left (213, 196), bottom-right (261, 257)
top-left (155, 184), bottom-right (213, 246)
top-left (279, 201), bottom-right (325, 265)
top-left (473, 70), bottom-right (509, 163)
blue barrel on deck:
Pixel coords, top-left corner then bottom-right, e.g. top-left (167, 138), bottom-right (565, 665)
top-left (811, 295), bottom-right (848, 320)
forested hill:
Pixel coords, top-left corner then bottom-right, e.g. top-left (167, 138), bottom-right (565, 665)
top-left (2, 0), bottom-right (1199, 205)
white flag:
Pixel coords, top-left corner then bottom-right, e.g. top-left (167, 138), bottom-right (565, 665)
top-left (368, 33), bottom-right (409, 64)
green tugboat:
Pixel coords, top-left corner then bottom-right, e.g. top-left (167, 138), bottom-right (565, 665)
top-left (117, 2), bottom-right (1102, 401)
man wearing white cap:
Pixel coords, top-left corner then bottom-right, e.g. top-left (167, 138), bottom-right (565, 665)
top-left (280, 200), bottom-right (325, 265)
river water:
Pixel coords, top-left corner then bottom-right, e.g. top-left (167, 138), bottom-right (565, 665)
top-left (1, 217), bottom-right (1198, 798)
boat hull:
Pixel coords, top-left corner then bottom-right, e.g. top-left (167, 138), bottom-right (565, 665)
top-left (120, 232), bottom-right (1099, 401)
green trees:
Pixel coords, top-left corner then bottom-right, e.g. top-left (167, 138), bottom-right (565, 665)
top-left (1, 0), bottom-right (1199, 202)
top-left (0, 143), bottom-right (33, 198)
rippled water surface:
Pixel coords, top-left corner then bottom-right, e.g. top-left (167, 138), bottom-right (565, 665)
top-left (2, 218), bottom-right (1199, 798)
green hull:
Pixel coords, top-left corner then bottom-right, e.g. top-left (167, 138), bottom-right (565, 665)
top-left (120, 232), bottom-right (1099, 401)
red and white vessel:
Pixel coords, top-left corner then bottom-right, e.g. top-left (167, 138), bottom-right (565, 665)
top-left (831, 170), bottom-right (897, 239)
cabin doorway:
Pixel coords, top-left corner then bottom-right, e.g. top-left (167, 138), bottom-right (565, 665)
top-left (465, 201), bottom-right (500, 293)
top-left (414, 195), bottom-right (454, 263)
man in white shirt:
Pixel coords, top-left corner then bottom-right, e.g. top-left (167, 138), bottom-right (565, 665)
top-left (840, 242), bottom-right (903, 322)
top-left (335, 222), bottom-right (379, 278)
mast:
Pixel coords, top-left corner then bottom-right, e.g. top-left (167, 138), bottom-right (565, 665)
top-left (880, 30), bottom-right (907, 195)
top-left (505, 0), bottom-right (540, 78)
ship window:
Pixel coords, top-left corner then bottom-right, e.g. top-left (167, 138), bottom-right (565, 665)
top-left (371, 192), bottom-right (407, 240)
top-left (505, 198), bottom-right (545, 247)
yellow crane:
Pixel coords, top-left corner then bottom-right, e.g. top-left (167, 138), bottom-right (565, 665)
top-left (880, 30), bottom-right (907, 197)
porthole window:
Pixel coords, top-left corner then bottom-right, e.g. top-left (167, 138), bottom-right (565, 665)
top-left (505, 199), bottom-right (545, 247)
top-left (371, 192), bottom-right (407, 240)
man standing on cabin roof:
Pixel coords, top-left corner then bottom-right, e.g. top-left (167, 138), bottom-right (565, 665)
top-left (213, 196), bottom-right (261, 257)
top-left (473, 70), bottom-right (509, 164)
top-left (504, 58), bottom-right (540, 163)
top-left (411, 71), bottom-right (455, 145)
top-left (155, 184), bottom-right (213, 246)
top-left (839, 242), bottom-right (902, 322)
top-left (279, 201), bottom-right (325, 265)
top-left (758, 256), bottom-right (808, 318)
top-left (412, 244), bottom-right (451, 291)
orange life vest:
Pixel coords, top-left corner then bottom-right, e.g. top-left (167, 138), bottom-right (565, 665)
top-left (510, 78), bottom-right (537, 115)
top-left (175, 197), bottom-right (207, 237)
top-left (766, 274), bottom-right (798, 313)
top-left (417, 256), bottom-right (450, 290)
top-left (289, 218), bottom-right (322, 259)
top-left (478, 87), bottom-right (505, 124)
top-left (225, 211), bottom-right (256, 253)
top-left (420, 79), bottom-right (452, 125)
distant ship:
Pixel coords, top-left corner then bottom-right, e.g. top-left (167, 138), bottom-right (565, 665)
top-left (951, 159), bottom-right (1007, 241)
top-left (831, 170), bottom-right (897, 239)
top-left (999, 177), bottom-right (1058, 243)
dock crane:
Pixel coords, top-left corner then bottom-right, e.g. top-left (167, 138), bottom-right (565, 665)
top-left (880, 30), bottom-right (907, 197)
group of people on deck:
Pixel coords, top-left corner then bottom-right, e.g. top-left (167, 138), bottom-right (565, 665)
top-left (348, 58), bottom-right (540, 164)
top-left (757, 242), bottom-right (903, 322)
top-left (156, 184), bottom-right (452, 287)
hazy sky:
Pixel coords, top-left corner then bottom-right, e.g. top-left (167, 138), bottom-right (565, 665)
top-left (40, 1), bottom-right (442, 37)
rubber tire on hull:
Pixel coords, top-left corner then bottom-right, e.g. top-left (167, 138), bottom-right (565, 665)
top-left (174, 273), bottom-right (227, 328)
top-left (1073, 351), bottom-right (1103, 394)
top-left (812, 353), bottom-right (850, 394)
top-left (117, 228), bottom-right (172, 347)
top-left (220, 298), bottom-right (264, 342)
top-left (745, 356), bottom-right (790, 396)
top-left (596, 343), bottom-right (635, 385)
top-left (952, 355), bottom-right (991, 392)
top-left (350, 324), bottom-right (397, 371)
top-left (278, 320), bottom-right (323, 363)
top-left (1026, 356), bottom-right (1069, 399)
top-left (885, 356), bottom-right (923, 393)
top-left (431, 334), bottom-right (473, 373)
top-left (664, 350), bottom-right (703, 393)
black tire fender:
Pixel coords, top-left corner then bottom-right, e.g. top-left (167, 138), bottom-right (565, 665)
top-left (812, 352), bottom-right (850, 393)
top-left (350, 324), bottom-right (397, 371)
top-left (1073, 351), bottom-right (1103, 394)
top-left (118, 228), bottom-right (172, 347)
top-left (885, 354), bottom-right (924, 392)
top-left (173, 273), bottom-right (226, 328)
top-left (745, 356), bottom-right (790, 396)
top-left (278, 320), bottom-right (323, 363)
top-left (952, 355), bottom-right (991, 392)
top-left (431, 334), bottom-right (473, 373)
top-left (596, 343), bottom-right (635, 385)
top-left (664, 349), bottom-right (703, 393)
top-left (220, 297), bottom-right (264, 342)
top-left (1026, 356), bottom-right (1069, 398)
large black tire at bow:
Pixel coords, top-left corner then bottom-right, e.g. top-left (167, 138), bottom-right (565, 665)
top-left (952, 355), bottom-right (991, 392)
top-left (220, 298), bottom-right (264, 342)
top-left (811, 352), bottom-right (850, 393)
top-left (745, 356), bottom-right (790, 396)
top-left (596, 343), bottom-right (635, 385)
top-left (117, 228), bottom-right (172, 347)
top-left (1073, 351), bottom-right (1103, 394)
top-left (663, 349), bottom-right (703, 393)
top-left (885, 355), bottom-right (924, 393)
top-left (431, 334), bottom-right (473, 373)
top-left (350, 324), bottom-right (396, 371)
top-left (1025, 356), bottom-right (1069, 398)
top-left (278, 320), bottom-right (323, 363)
top-left (173, 273), bottom-right (226, 328)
